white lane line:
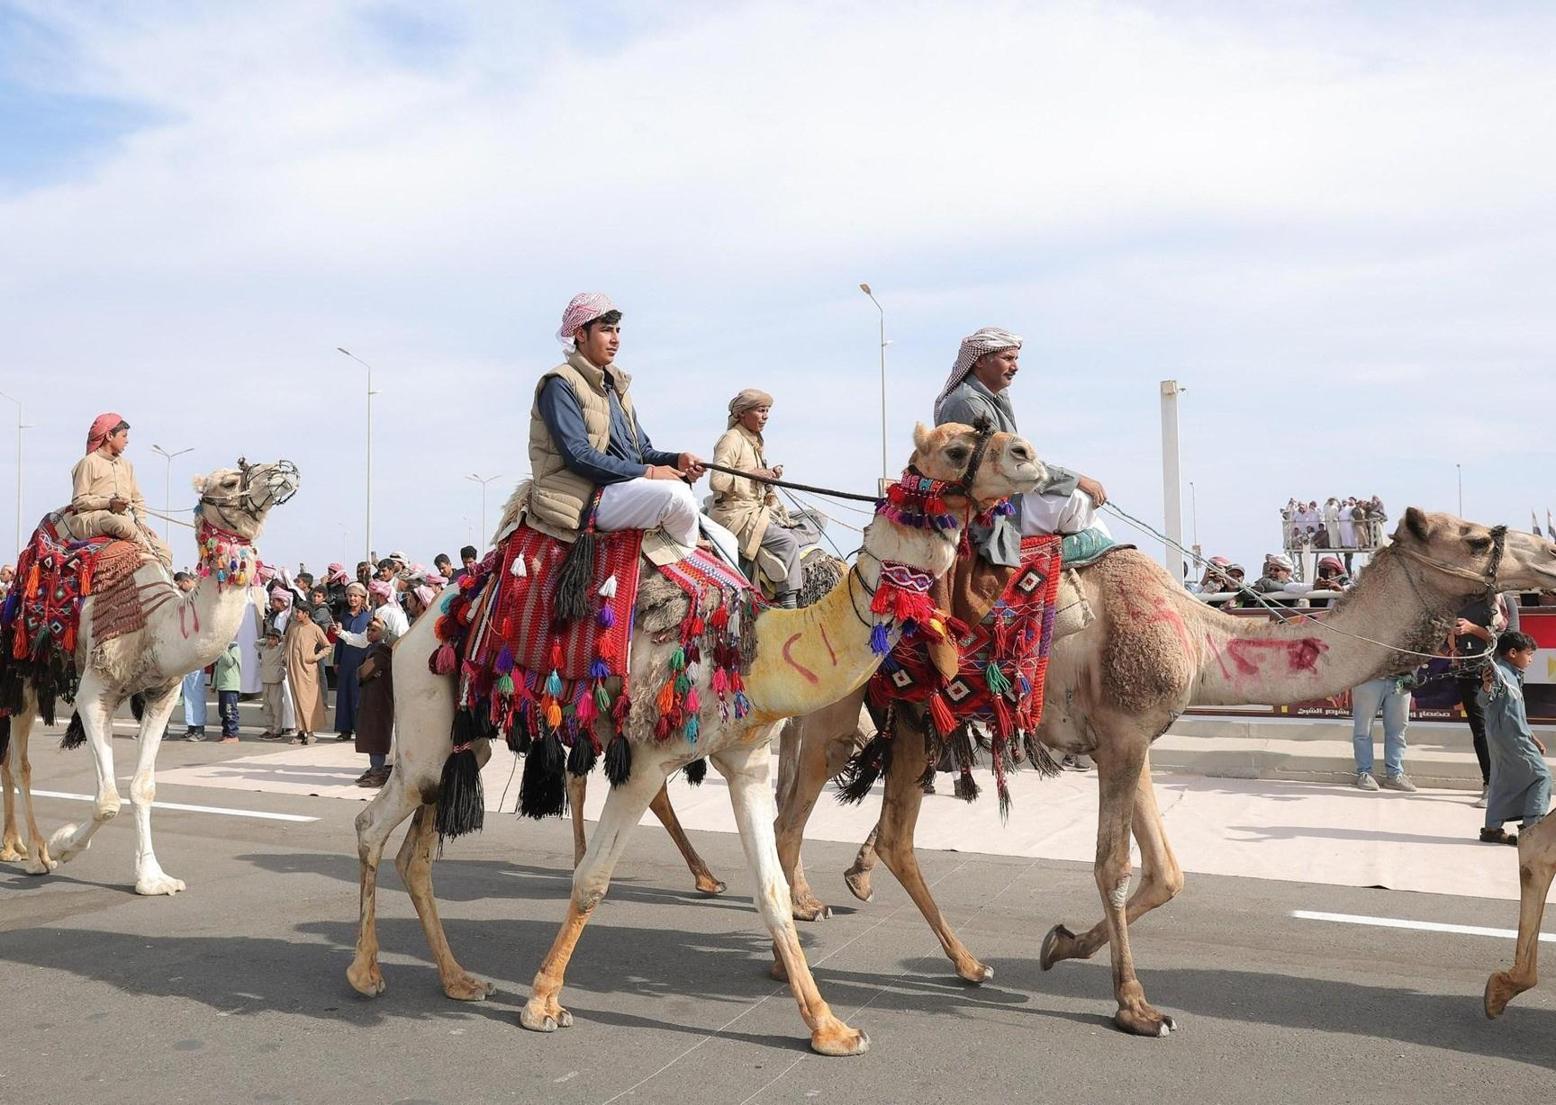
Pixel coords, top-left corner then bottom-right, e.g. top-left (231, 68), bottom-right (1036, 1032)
top-left (31, 789), bottom-right (318, 823)
top-left (1293, 910), bottom-right (1554, 943)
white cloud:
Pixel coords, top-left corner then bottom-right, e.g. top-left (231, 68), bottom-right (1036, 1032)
top-left (1, 0), bottom-right (1553, 572)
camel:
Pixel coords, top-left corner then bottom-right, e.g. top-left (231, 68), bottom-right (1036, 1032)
top-left (346, 421), bottom-right (1043, 1055)
top-left (1484, 810), bottom-right (1556, 1018)
top-left (775, 509), bottom-right (1556, 1036)
top-left (0, 460), bottom-right (299, 894)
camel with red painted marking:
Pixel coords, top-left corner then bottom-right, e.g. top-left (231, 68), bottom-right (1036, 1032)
top-left (775, 509), bottom-right (1556, 1037)
top-left (345, 422), bottom-right (1043, 1056)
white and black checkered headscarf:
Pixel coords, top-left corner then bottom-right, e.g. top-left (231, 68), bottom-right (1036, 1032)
top-left (933, 326), bottom-right (1022, 421)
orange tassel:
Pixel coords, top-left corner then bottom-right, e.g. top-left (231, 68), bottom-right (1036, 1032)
top-left (545, 700), bottom-right (562, 729)
top-left (656, 679), bottom-right (676, 716)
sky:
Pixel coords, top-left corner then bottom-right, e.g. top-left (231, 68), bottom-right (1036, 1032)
top-left (1, 0), bottom-right (1553, 576)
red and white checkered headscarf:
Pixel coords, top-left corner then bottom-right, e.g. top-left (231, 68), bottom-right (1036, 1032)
top-left (933, 327), bottom-right (1022, 418)
top-left (556, 292), bottom-right (618, 349)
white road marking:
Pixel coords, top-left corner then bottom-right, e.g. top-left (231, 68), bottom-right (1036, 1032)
top-left (31, 789), bottom-right (318, 823)
top-left (1293, 909), bottom-right (1554, 943)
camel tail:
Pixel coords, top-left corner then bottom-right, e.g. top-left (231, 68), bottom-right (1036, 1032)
top-left (432, 707), bottom-right (486, 844)
top-left (60, 712), bottom-right (86, 750)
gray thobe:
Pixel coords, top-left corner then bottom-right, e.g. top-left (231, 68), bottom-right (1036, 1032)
top-left (1478, 658), bottom-right (1552, 829)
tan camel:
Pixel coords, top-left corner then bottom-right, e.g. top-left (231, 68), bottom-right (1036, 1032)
top-left (776, 510), bottom-right (1556, 1036)
top-left (0, 460), bottom-right (299, 893)
top-left (1484, 812), bottom-right (1556, 1018)
top-left (345, 422), bottom-right (1043, 1055)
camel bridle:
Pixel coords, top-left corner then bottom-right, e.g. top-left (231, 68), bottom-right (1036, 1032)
top-left (1390, 523), bottom-right (1508, 609)
top-left (197, 458), bottom-right (299, 532)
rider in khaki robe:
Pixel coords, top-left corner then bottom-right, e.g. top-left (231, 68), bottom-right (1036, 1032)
top-left (63, 413), bottom-right (171, 566)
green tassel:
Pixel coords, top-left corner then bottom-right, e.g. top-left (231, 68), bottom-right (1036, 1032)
top-left (985, 662), bottom-right (1012, 696)
top-left (670, 646), bottom-right (686, 672)
top-left (675, 673), bottom-right (691, 696)
top-left (594, 683), bottom-right (612, 712)
top-left (496, 673), bottom-right (515, 697)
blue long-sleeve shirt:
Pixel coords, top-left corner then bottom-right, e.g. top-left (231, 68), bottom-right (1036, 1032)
top-left (538, 374), bottom-right (680, 485)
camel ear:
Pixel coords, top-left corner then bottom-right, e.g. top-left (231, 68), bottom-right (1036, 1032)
top-left (911, 422), bottom-right (932, 455)
top-left (1401, 506), bottom-right (1431, 543)
top-left (191, 474), bottom-right (208, 493)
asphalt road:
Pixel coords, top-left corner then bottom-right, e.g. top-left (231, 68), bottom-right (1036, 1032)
top-left (1, 734), bottom-right (1550, 1105)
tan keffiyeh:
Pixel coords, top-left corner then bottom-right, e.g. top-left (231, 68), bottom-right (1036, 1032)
top-left (727, 388), bottom-right (774, 428)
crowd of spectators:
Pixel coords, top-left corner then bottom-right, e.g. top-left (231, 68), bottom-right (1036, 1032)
top-left (1281, 496), bottom-right (1388, 557)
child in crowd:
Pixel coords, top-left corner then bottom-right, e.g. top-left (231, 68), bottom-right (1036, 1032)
top-left (1478, 631), bottom-right (1552, 845)
top-left (353, 615), bottom-right (394, 788)
top-left (258, 627), bottom-right (292, 741)
top-left (213, 639), bottom-right (242, 744)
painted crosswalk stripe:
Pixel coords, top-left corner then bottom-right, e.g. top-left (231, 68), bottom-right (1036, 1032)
top-left (31, 789), bottom-right (318, 823)
top-left (1293, 909), bottom-right (1554, 943)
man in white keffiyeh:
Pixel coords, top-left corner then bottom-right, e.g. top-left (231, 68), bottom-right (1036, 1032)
top-left (934, 326), bottom-right (1110, 565)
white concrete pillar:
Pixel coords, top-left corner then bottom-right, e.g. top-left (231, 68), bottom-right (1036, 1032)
top-left (1160, 379), bottom-right (1185, 583)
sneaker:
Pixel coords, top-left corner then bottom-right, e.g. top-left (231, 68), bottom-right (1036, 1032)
top-left (1381, 773), bottom-right (1418, 793)
top-left (186, 730), bottom-right (206, 742)
top-left (257, 730), bottom-right (282, 742)
top-left (1473, 786), bottom-right (1488, 809)
top-left (335, 731), bottom-right (352, 742)
top-left (1354, 772), bottom-right (1380, 791)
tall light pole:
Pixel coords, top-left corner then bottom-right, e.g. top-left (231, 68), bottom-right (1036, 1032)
top-left (337, 348), bottom-right (379, 566)
top-left (859, 283), bottom-right (889, 482)
top-left (149, 445), bottom-right (194, 545)
top-left (1456, 462), bottom-right (1463, 516)
top-left (0, 391), bottom-right (26, 557)
top-left (1159, 380), bottom-right (1185, 583)
top-left (466, 473), bottom-right (502, 548)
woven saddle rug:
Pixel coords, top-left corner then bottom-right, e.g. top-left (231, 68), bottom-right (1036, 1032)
top-left (849, 533), bottom-right (1064, 814)
top-left (432, 523), bottom-right (759, 814)
top-left (0, 514), bottom-right (152, 722)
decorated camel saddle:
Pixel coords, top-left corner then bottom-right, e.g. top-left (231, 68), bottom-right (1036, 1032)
top-left (429, 519), bottom-right (759, 818)
top-left (0, 512), bottom-right (165, 724)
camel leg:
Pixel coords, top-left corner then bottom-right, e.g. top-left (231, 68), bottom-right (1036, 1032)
top-left (1090, 743), bottom-right (1176, 1037)
top-left (648, 783), bottom-right (725, 896)
top-left (396, 802), bottom-right (496, 1001)
top-left (2, 717), bottom-right (31, 863)
top-left (776, 697), bottom-right (866, 920)
top-left (868, 722), bottom-right (992, 983)
top-left (347, 766), bottom-right (424, 998)
top-left (123, 682), bottom-right (184, 895)
top-left (1485, 815), bottom-right (1556, 1017)
top-left (520, 760), bottom-right (669, 1034)
top-left (843, 826), bottom-right (880, 905)
top-left (717, 738), bottom-right (869, 1056)
top-left (567, 773), bottom-right (588, 866)
top-left (1041, 751), bottom-right (1184, 968)
top-left (46, 683), bottom-right (122, 873)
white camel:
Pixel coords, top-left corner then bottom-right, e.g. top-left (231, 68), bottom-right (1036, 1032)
top-left (0, 460), bottom-right (299, 894)
top-left (346, 422), bottom-right (1042, 1055)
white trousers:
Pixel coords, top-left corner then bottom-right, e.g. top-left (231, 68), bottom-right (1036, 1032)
top-left (596, 478), bottom-right (701, 548)
top-left (1019, 489), bottom-right (1111, 537)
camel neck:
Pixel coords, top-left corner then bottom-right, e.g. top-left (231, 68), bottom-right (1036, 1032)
top-left (1191, 549), bottom-right (1459, 706)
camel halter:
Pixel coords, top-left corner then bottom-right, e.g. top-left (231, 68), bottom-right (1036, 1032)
top-left (1389, 524), bottom-right (1507, 606)
top-left (197, 458), bottom-right (299, 532)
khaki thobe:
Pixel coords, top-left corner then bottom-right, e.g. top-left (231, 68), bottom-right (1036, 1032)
top-left (64, 448), bottom-right (171, 563)
top-left (284, 622), bottom-right (332, 733)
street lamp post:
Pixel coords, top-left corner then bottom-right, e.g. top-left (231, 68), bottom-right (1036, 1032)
top-left (149, 445), bottom-right (194, 546)
top-left (466, 473), bottom-right (502, 548)
top-left (1456, 462), bottom-right (1463, 516)
top-left (859, 283), bottom-right (889, 482)
top-left (0, 391), bottom-right (26, 556)
top-left (337, 348), bottom-right (380, 566)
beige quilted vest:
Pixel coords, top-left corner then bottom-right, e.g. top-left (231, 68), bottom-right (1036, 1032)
top-left (525, 353), bottom-right (641, 536)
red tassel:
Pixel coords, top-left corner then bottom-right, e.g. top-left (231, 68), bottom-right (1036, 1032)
top-left (928, 691), bottom-right (956, 736)
top-left (991, 693), bottom-right (1013, 738)
top-left (433, 642), bottom-right (457, 674)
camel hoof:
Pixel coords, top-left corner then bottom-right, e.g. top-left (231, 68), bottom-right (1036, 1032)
top-left (792, 898), bottom-right (831, 922)
top-left (1114, 1007), bottom-right (1177, 1038)
top-left (443, 974), bottom-right (496, 1002)
top-left (810, 1024), bottom-right (870, 1057)
top-left (1040, 924), bottom-right (1075, 971)
top-left (0, 843), bottom-right (26, 863)
top-left (956, 961), bottom-right (994, 984)
top-left (1484, 972), bottom-right (1517, 1019)
top-left (695, 877), bottom-right (727, 897)
top-left (519, 1004), bottom-right (572, 1033)
top-left (843, 866), bottom-right (873, 903)
top-left (134, 873), bottom-right (186, 896)
top-left (347, 962), bottom-right (386, 998)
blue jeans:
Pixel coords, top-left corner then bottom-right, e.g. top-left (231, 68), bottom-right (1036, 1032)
top-left (1352, 677), bottom-right (1409, 777)
top-left (181, 669), bottom-right (208, 730)
top-left (218, 690), bottom-right (240, 737)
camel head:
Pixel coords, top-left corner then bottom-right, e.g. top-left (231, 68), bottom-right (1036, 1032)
top-left (191, 458), bottom-right (301, 540)
top-left (1391, 507), bottom-right (1556, 598)
top-left (909, 420), bottom-right (1045, 510)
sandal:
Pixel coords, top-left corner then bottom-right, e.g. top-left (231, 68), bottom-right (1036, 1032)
top-left (1479, 827), bottom-right (1519, 845)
